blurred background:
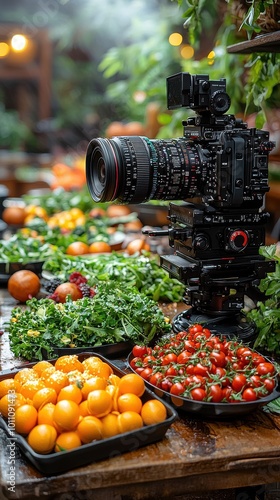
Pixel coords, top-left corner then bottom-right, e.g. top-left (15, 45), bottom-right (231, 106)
top-left (0, 0), bottom-right (279, 239)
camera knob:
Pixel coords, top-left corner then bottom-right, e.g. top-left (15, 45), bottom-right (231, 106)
top-left (193, 234), bottom-right (210, 251)
top-left (228, 230), bottom-right (249, 251)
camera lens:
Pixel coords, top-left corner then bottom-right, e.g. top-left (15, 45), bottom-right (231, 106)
top-left (86, 136), bottom-right (202, 203)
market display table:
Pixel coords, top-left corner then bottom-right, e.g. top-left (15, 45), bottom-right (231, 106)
top-left (1, 289), bottom-right (280, 500)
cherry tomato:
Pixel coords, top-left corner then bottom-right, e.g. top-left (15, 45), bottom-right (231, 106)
top-left (170, 382), bottom-right (185, 396)
top-left (165, 366), bottom-right (178, 377)
top-left (262, 378), bottom-right (276, 394)
top-left (177, 350), bottom-right (192, 364)
top-left (248, 375), bottom-right (262, 388)
top-left (231, 374), bottom-right (247, 392)
top-left (149, 372), bottom-right (164, 387)
top-left (193, 362), bottom-right (209, 377)
top-left (161, 378), bottom-right (173, 392)
top-left (130, 356), bottom-right (142, 370)
top-left (132, 345), bottom-right (148, 358)
top-left (188, 324), bottom-right (203, 335)
top-left (256, 362), bottom-right (275, 376)
top-left (143, 355), bottom-right (156, 366)
top-left (183, 340), bottom-right (196, 353)
top-left (210, 350), bottom-right (226, 368)
top-left (190, 387), bottom-right (206, 401)
top-left (222, 387), bottom-right (233, 402)
top-left (208, 384), bottom-right (223, 403)
top-left (140, 367), bottom-right (153, 381)
top-left (242, 388), bottom-right (257, 401)
top-left (161, 353), bottom-right (178, 366)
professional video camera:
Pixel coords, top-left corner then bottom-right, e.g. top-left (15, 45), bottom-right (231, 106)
top-left (86, 72), bottom-right (276, 341)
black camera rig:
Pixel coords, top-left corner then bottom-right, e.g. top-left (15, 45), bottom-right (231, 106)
top-left (86, 72), bottom-right (276, 341)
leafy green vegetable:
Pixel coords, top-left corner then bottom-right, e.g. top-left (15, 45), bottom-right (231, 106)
top-left (247, 244), bottom-right (280, 355)
top-left (7, 282), bottom-right (172, 360)
top-left (43, 252), bottom-right (185, 303)
top-left (0, 234), bottom-right (57, 263)
top-left (264, 397), bottom-right (280, 415)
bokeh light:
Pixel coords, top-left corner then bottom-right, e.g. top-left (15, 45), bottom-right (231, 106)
top-left (11, 34), bottom-right (27, 52)
top-left (0, 42), bottom-right (9, 57)
top-left (169, 32), bottom-right (183, 46)
top-left (180, 44), bottom-right (194, 59)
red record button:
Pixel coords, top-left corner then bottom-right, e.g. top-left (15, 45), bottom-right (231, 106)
top-left (229, 230), bottom-right (249, 251)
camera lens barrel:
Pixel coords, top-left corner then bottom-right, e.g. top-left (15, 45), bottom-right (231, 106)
top-left (86, 135), bottom-right (201, 204)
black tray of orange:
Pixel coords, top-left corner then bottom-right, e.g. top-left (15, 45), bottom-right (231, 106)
top-left (0, 352), bottom-right (177, 475)
top-left (41, 341), bottom-right (133, 360)
top-left (127, 352), bottom-right (280, 419)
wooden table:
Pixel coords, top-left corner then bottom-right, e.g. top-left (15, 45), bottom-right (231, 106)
top-left (1, 289), bottom-right (280, 500)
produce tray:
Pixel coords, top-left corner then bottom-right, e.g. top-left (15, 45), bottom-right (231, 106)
top-left (41, 341), bottom-right (134, 360)
top-left (0, 353), bottom-right (177, 475)
top-left (127, 352), bottom-right (280, 419)
top-left (0, 261), bottom-right (45, 283)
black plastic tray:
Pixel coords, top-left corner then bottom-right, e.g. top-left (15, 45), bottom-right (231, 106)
top-left (0, 352), bottom-right (177, 475)
top-left (0, 261), bottom-right (45, 283)
top-left (41, 341), bottom-right (133, 360)
top-left (127, 352), bottom-right (280, 419)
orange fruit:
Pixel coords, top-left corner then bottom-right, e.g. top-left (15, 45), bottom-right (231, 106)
top-left (108, 374), bottom-right (121, 387)
top-left (101, 412), bottom-right (120, 438)
top-left (106, 205), bottom-right (131, 217)
top-left (8, 270), bottom-right (41, 303)
top-left (15, 404), bottom-right (38, 434)
top-left (77, 416), bottom-right (103, 443)
top-left (66, 241), bottom-right (90, 256)
top-left (141, 399), bottom-right (167, 425)
top-left (19, 379), bottom-right (45, 400)
top-left (57, 384), bottom-right (83, 405)
top-left (55, 431), bottom-right (82, 452)
top-left (37, 403), bottom-right (56, 427)
top-left (2, 206), bottom-right (26, 225)
top-left (105, 385), bottom-right (119, 411)
top-left (117, 411), bottom-right (143, 434)
top-left (82, 356), bottom-right (103, 371)
top-left (32, 387), bottom-right (57, 410)
top-left (39, 366), bottom-right (56, 381)
top-left (54, 283), bottom-right (82, 303)
top-left (44, 371), bottom-right (69, 394)
top-left (14, 368), bottom-right (39, 386)
top-left (117, 393), bottom-right (142, 414)
top-left (53, 400), bottom-right (81, 432)
top-left (88, 241), bottom-right (111, 253)
top-left (27, 424), bottom-right (57, 454)
top-left (126, 239), bottom-right (150, 255)
top-left (83, 360), bottom-right (112, 379)
top-left (87, 390), bottom-right (113, 418)
top-left (0, 378), bottom-right (16, 398)
top-left (32, 360), bottom-right (54, 376)
top-left (118, 373), bottom-right (145, 397)
top-left (79, 400), bottom-right (90, 417)
top-left (81, 377), bottom-right (107, 399)
top-left (0, 392), bottom-right (26, 418)
top-left (55, 355), bottom-right (84, 374)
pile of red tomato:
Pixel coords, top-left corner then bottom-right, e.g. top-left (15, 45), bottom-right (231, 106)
top-left (129, 324), bottom-right (278, 403)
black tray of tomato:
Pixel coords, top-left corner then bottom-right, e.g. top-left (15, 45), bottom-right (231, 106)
top-left (127, 325), bottom-right (280, 419)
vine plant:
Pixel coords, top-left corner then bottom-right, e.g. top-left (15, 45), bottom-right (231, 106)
top-left (174, 0), bottom-right (280, 127)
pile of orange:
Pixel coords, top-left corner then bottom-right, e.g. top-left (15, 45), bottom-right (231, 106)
top-left (0, 355), bottom-right (167, 455)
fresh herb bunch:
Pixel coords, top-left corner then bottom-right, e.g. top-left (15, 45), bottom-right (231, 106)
top-left (247, 244), bottom-right (280, 355)
top-left (7, 282), bottom-right (172, 360)
top-left (43, 252), bottom-right (185, 303)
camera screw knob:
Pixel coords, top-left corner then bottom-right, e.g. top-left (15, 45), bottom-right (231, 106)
top-left (228, 230), bottom-right (249, 251)
top-left (193, 234), bottom-right (210, 251)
